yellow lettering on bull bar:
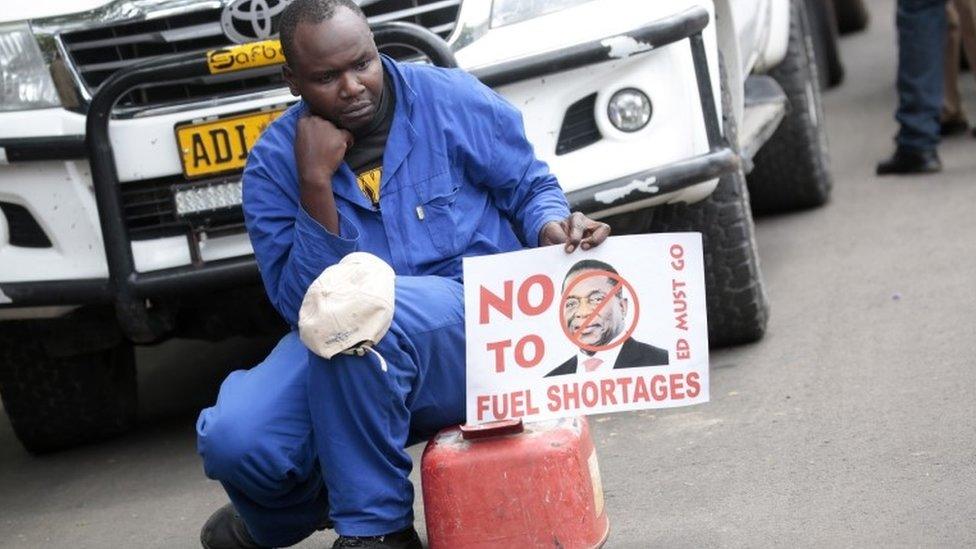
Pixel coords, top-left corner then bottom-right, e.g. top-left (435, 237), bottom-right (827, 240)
top-left (207, 40), bottom-right (285, 75)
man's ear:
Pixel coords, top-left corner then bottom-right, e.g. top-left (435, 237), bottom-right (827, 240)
top-left (282, 65), bottom-right (300, 97)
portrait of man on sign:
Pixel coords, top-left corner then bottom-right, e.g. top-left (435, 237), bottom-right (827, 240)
top-left (546, 259), bottom-right (669, 376)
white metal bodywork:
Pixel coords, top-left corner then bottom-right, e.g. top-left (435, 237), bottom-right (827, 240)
top-left (454, 0), bottom-right (720, 209)
top-left (0, 0), bottom-right (793, 317)
top-left (1, 0), bottom-right (114, 23)
top-left (752, 0), bottom-right (791, 73)
top-left (714, 0), bottom-right (790, 77)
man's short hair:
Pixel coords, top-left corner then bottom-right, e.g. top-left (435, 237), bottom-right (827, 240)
top-left (279, 0), bottom-right (367, 64)
top-left (563, 259), bottom-right (619, 287)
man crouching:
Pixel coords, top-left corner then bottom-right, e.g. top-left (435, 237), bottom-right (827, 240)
top-left (196, 1), bottom-right (609, 547)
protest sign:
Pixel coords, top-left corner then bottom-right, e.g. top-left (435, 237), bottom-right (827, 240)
top-left (463, 233), bottom-right (709, 424)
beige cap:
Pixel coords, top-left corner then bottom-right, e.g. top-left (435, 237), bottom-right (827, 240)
top-left (298, 252), bottom-right (396, 362)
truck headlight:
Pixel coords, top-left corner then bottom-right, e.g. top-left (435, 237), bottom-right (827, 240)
top-left (0, 23), bottom-right (60, 111)
top-left (491, 0), bottom-right (596, 28)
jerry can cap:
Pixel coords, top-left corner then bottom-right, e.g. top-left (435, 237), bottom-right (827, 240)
top-left (459, 418), bottom-right (524, 440)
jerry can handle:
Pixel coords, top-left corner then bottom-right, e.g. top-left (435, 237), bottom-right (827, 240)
top-left (459, 418), bottom-right (524, 441)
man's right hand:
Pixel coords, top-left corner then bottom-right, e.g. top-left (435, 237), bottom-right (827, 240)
top-left (294, 113), bottom-right (352, 234)
top-left (294, 113), bottom-right (354, 185)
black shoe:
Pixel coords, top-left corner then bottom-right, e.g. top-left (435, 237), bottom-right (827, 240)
top-left (200, 503), bottom-right (267, 549)
top-left (876, 148), bottom-right (942, 175)
top-left (941, 116), bottom-right (969, 136)
top-left (201, 502), bottom-right (334, 548)
top-left (332, 526), bottom-right (422, 549)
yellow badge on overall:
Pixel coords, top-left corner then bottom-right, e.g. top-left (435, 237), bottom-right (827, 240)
top-left (358, 167), bottom-right (382, 204)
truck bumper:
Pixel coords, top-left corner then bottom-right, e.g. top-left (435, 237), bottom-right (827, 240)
top-left (566, 148), bottom-right (738, 217)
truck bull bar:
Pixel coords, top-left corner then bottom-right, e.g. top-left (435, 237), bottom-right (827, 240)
top-left (0, 8), bottom-right (736, 341)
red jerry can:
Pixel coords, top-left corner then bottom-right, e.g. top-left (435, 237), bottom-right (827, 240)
top-left (421, 416), bottom-right (609, 548)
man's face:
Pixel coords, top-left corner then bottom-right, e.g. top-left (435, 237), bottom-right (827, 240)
top-left (282, 7), bottom-right (384, 131)
top-left (562, 270), bottom-right (628, 348)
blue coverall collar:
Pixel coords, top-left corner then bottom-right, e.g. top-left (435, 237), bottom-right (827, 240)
top-left (377, 55), bottom-right (417, 190)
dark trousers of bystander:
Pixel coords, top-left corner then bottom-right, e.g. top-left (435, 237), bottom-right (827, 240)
top-left (943, 0), bottom-right (976, 125)
top-left (896, 0), bottom-right (950, 152)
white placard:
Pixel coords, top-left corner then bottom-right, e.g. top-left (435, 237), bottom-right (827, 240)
top-left (463, 233), bottom-right (709, 423)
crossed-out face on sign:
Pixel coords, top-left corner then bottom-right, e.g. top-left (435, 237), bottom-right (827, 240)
top-left (551, 258), bottom-right (670, 378)
top-left (561, 260), bottom-right (634, 353)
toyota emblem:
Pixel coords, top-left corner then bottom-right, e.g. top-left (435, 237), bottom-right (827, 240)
top-left (221, 0), bottom-right (292, 44)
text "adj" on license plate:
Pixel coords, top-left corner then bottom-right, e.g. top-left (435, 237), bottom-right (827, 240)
top-left (175, 108), bottom-right (286, 179)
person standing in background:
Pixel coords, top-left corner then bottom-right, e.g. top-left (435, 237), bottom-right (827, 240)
top-left (877, 0), bottom-right (950, 175)
top-left (940, 0), bottom-right (976, 136)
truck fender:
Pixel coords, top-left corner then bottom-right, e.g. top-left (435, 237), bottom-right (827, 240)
top-left (711, 0), bottom-right (744, 143)
top-left (754, 0), bottom-right (791, 71)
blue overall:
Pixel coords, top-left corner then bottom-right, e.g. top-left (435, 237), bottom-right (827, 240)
top-left (196, 57), bottom-right (570, 545)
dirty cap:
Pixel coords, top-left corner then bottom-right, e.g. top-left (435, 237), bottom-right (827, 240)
top-left (298, 252), bottom-right (395, 360)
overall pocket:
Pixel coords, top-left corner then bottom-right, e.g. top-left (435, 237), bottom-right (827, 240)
top-left (415, 172), bottom-right (460, 256)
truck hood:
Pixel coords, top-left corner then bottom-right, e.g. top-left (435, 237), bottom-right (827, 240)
top-left (5, 0), bottom-right (115, 24)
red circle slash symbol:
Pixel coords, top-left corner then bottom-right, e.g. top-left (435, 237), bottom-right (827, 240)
top-left (559, 270), bottom-right (640, 353)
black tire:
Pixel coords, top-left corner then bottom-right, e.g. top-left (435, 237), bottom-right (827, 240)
top-left (805, 0), bottom-right (845, 88)
top-left (831, 0), bottom-right (869, 35)
top-left (642, 175), bottom-right (769, 347)
top-left (605, 56), bottom-right (769, 348)
top-left (0, 326), bottom-right (137, 454)
top-left (747, 0), bottom-right (833, 214)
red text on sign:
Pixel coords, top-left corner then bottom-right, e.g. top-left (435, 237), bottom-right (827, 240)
top-left (545, 372), bottom-right (702, 413)
top-left (485, 335), bottom-right (546, 373)
top-left (475, 390), bottom-right (540, 421)
top-left (670, 243), bottom-right (685, 270)
top-left (481, 274), bottom-right (554, 372)
top-left (673, 279), bottom-right (688, 332)
top-left (478, 274), bottom-right (554, 324)
top-left (676, 338), bottom-right (691, 360)
top-left (670, 243), bottom-right (691, 359)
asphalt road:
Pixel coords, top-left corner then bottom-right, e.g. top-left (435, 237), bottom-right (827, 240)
top-left (2, 2), bottom-right (975, 547)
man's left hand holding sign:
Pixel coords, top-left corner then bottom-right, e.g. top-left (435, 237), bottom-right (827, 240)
top-left (540, 211), bottom-right (611, 253)
top-left (195, 1), bottom-right (608, 548)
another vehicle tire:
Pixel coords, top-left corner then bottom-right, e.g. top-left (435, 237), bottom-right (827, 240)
top-left (747, 0), bottom-right (833, 214)
top-left (832, 0), bottom-right (869, 35)
top-left (606, 55), bottom-right (769, 348)
top-left (0, 327), bottom-right (137, 454)
top-left (805, 0), bottom-right (844, 89)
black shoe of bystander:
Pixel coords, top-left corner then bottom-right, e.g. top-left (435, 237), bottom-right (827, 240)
top-left (941, 116), bottom-right (970, 136)
top-left (876, 148), bottom-right (942, 175)
top-left (332, 526), bottom-right (423, 549)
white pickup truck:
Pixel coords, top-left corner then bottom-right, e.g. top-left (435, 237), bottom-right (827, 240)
top-left (0, 0), bottom-right (836, 453)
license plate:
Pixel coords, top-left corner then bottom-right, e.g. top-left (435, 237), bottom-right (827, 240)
top-left (175, 108), bottom-right (285, 179)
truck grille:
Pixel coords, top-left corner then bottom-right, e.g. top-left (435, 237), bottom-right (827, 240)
top-left (59, 0), bottom-right (461, 112)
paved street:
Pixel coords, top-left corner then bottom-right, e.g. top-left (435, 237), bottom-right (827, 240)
top-left (2, 1), bottom-right (975, 547)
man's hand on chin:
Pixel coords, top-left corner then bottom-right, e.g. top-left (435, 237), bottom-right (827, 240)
top-left (295, 113), bottom-right (354, 234)
top-left (540, 212), bottom-right (611, 253)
